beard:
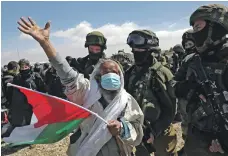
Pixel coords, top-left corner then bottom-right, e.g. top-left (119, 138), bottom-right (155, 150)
top-left (100, 87), bottom-right (119, 103)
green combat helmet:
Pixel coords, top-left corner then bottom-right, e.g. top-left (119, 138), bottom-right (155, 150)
top-left (190, 4), bottom-right (228, 32)
top-left (84, 31), bottom-right (107, 50)
top-left (127, 29), bottom-right (160, 51)
top-left (190, 4), bottom-right (228, 52)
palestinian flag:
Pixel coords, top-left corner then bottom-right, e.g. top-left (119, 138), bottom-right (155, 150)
top-left (3, 83), bottom-right (97, 146)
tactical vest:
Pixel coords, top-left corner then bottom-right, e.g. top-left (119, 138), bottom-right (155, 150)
top-left (71, 56), bottom-right (99, 79)
top-left (15, 73), bottom-right (40, 91)
top-left (186, 61), bottom-right (228, 132)
top-left (125, 61), bottom-right (175, 124)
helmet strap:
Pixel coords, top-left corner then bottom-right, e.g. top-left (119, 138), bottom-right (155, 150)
top-left (197, 22), bottom-right (227, 53)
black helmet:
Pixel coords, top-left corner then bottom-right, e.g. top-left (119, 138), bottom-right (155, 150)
top-left (7, 61), bottom-right (18, 70)
top-left (182, 29), bottom-right (195, 47)
top-left (18, 59), bottom-right (30, 67)
top-left (173, 44), bottom-right (185, 54)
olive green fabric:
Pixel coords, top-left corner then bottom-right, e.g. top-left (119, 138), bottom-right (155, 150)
top-left (151, 61), bottom-right (174, 90)
top-left (190, 4), bottom-right (228, 31)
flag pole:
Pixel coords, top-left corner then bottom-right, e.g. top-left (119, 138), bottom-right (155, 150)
top-left (7, 83), bottom-right (108, 124)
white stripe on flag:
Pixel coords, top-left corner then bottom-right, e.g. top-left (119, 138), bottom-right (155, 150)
top-left (30, 113), bottom-right (38, 124)
top-left (3, 124), bottom-right (47, 144)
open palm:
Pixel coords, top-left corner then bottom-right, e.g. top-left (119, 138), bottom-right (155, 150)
top-left (17, 17), bottom-right (50, 43)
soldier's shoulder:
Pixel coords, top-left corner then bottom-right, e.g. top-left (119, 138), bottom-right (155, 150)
top-left (71, 56), bottom-right (89, 67)
top-left (159, 65), bottom-right (174, 81)
top-left (151, 61), bottom-right (173, 82)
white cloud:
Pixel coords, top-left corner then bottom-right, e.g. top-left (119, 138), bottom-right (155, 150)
top-left (19, 33), bottom-right (33, 40)
top-left (2, 21), bottom-right (190, 65)
top-left (168, 16), bottom-right (189, 29)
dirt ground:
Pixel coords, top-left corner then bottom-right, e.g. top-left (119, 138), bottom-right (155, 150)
top-left (1, 136), bottom-right (70, 156)
top-left (1, 123), bottom-right (184, 156)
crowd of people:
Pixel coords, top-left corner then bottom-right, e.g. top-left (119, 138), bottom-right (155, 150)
top-left (1, 3), bottom-right (228, 156)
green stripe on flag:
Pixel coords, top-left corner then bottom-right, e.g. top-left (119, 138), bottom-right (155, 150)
top-left (12, 119), bottom-right (84, 146)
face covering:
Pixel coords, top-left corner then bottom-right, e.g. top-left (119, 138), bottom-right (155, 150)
top-left (192, 22), bottom-right (210, 47)
top-left (185, 47), bottom-right (196, 54)
top-left (193, 22), bottom-right (227, 54)
top-left (133, 50), bottom-right (153, 66)
top-left (20, 69), bottom-right (31, 78)
top-left (101, 73), bottom-right (121, 91)
top-left (89, 51), bottom-right (103, 61)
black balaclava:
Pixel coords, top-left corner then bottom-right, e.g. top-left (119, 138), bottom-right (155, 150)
top-left (20, 68), bottom-right (32, 79)
top-left (193, 21), bottom-right (227, 54)
top-left (88, 44), bottom-right (104, 62)
top-left (184, 39), bottom-right (196, 54)
top-left (192, 22), bottom-right (210, 47)
top-left (34, 66), bottom-right (41, 73)
top-left (88, 51), bottom-right (104, 62)
top-left (132, 49), bottom-right (153, 67)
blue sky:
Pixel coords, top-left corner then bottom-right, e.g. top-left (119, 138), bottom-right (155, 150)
top-left (1, 1), bottom-right (228, 65)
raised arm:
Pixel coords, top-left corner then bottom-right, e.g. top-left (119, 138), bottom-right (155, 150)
top-left (17, 17), bottom-right (89, 104)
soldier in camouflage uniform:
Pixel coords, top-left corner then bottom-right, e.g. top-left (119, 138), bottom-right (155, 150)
top-left (70, 31), bottom-right (107, 79)
top-left (153, 48), bottom-right (171, 69)
top-left (111, 49), bottom-right (134, 72)
top-left (174, 4), bottom-right (228, 156)
top-left (124, 30), bottom-right (179, 156)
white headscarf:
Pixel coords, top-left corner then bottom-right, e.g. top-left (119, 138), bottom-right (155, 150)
top-left (75, 59), bottom-right (129, 156)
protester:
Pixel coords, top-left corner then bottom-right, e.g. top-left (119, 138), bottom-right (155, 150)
top-left (17, 16), bottom-right (144, 156)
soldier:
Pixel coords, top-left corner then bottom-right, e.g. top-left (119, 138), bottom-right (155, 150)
top-left (171, 44), bottom-right (185, 73)
top-left (70, 31), bottom-right (107, 79)
top-left (153, 48), bottom-right (170, 69)
top-left (111, 49), bottom-right (134, 72)
top-left (124, 29), bottom-right (179, 156)
top-left (182, 29), bottom-right (196, 56)
top-left (175, 4), bottom-right (228, 156)
top-left (33, 62), bottom-right (42, 74)
top-left (2, 61), bottom-right (19, 109)
top-left (44, 66), bottom-right (66, 99)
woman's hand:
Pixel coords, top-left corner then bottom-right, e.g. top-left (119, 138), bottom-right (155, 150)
top-left (17, 17), bottom-right (50, 44)
top-left (17, 17), bottom-right (56, 58)
top-left (209, 139), bottom-right (224, 154)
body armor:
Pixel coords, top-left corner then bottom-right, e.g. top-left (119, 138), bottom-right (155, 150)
top-left (186, 60), bottom-right (228, 132)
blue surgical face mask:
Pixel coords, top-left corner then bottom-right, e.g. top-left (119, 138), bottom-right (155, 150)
top-left (101, 73), bottom-right (121, 91)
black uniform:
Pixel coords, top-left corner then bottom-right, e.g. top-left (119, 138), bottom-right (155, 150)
top-left (175, 40), bottom-right (228, 155)
top-left (45, 67), bottom-right (66, 99)
top-left (10, 71), bottom-right (46, 127)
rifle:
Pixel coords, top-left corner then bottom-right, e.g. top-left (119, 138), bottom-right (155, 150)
top-left (189, 55), bottom-right (228, 151)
